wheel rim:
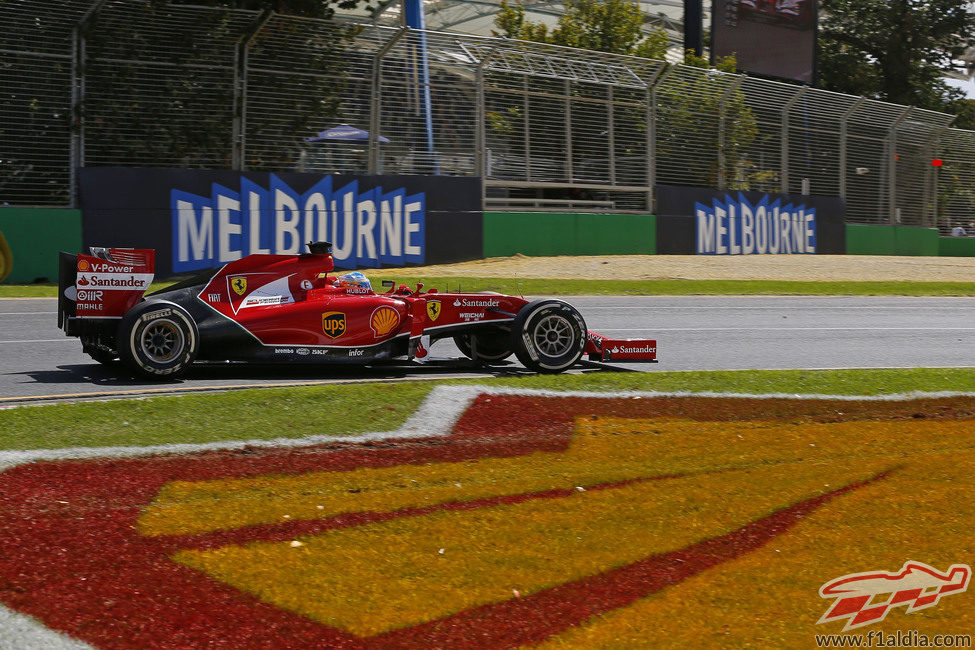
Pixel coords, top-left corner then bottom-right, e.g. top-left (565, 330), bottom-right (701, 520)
top-left (140, 319), bottom-right (184, 363)
top-left (532, 314), bottom-right (574, 357)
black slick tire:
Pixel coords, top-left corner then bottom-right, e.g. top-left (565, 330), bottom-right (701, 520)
top-left (117, 301), bottom-right (199, 379)
top-left (510, 299), bottom-right (587, 373)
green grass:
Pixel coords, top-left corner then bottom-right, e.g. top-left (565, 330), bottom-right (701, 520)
top-left (2, 368), bottom-right (974, 452)
top-left (4, 277), bottom-right (975, 298)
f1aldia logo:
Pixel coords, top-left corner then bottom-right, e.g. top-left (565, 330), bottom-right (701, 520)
top-left (817, 561), bottom-right (971, 631)
top-left (322, 312), bottom-right (347, 338)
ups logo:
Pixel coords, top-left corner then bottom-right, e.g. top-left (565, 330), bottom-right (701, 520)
top-left (322, 312), bottom-right (347, 338)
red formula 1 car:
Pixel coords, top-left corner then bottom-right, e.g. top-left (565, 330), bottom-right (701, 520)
top-left (57, 243), bottom-right (657, 379)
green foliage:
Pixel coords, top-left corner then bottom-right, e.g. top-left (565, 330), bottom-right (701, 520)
top-left (818, 0), bottom-right (975, 115)
top-left (494, 0), bottom-right (669, 59)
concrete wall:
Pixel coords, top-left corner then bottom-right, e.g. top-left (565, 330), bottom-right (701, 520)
top-left (483, 212), bottom-right (656, 257)
top-left (0, 208), bottom-right (82, 283)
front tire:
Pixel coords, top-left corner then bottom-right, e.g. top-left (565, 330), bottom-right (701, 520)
top-left (510, 300), bottom-right (587, 373)
top-left (117, 301), bottom-right (198, 379)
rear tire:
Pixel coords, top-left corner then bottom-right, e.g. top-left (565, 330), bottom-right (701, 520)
top-left (117, 301), bottom-right (198, 379)
top-left (453, 329), bottom-right (513, 363)
top-left (510, 300), bottom-right (586, 373)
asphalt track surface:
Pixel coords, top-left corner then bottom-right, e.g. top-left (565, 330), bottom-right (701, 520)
top-left (2, 295), bottom-right (974, 404)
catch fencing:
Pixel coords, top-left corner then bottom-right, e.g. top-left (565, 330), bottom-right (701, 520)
top-left (2, 0), bottom-right (974, 230)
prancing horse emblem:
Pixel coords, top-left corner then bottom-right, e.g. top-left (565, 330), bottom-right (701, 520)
top-left (230, 277), bottom-right (247, 296)
top-left (426, 300), bottom-right (442, 322)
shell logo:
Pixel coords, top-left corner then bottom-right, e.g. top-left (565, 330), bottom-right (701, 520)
top-left (78, 259), bottom-right (89, 271)
top-left (370, 305), bottom-right (400, 337)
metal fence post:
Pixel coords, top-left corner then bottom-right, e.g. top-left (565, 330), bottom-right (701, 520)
top-left (565, 79), bottom-right (573, 184)
top-left (838, 96), bottom-right (865, 200)
top-left (474, 44), bottom-right (500, 207)
top-left (234, 10), bottom-right (272, 171)
top-left (717, 74), bottom-right (744, 190)
top-left (369, 27), bottom-right (407, 174)
top-left (780, 86), bottom-right (807, 194)
top-left (70, 0), bottom-right (107, 207)
top-left (887, 106), bottom-right (912, 223)
top-left (647, 64), bottom-right (673, 215)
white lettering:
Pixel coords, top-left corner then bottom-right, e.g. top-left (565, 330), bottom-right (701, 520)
top-left (177, 200), bottom-right (212, 263)
top-left (217, 194), bottom-right (241, 263)
top-left (357, 199), bottom-right (377, 261)
top-left (696, 208), bottom-right (715, 254)
top-left (275, 189), bottom-right (301, 254)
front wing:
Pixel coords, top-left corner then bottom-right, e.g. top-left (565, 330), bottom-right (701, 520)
top-left (585, 332), bottom-right (657, 363)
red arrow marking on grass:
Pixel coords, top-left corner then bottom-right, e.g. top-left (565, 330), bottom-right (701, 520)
top-left (0, 395), bottom-right (895, 649)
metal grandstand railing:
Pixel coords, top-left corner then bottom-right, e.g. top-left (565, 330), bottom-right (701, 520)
top-left (2, 0), bottom-right (974, 230)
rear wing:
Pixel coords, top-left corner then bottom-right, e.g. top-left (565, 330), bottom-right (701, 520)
top-left (58, 248), bottom-right (155, 334)
top-left (585, 331), bottom-right (657, 363)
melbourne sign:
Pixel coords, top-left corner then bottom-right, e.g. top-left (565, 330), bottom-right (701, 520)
top-left (695, 193), bottom-right (816, 255)
top-left (171, 175), bottom-right (425, 272)
top-left (79, 169), bottom-right (483, 278)
top-left (655, 185), bottom-right (846, 255)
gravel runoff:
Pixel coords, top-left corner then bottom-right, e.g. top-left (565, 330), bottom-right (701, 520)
top-left (371, 254), bottom-right (975, 283)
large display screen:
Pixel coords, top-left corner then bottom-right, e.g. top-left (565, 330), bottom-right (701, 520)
top-left (711, 0), bottom-right (817, 84)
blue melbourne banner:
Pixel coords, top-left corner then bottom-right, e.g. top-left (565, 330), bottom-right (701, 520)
top-left (654, 185), bottom-right (845, 255)
top-left (694, 192), bottom-right (816, 255)
top-left (79, 168), bottom-right (482, 277)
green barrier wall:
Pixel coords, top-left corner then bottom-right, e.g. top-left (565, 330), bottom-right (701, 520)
top-left (938, 236), bottom-right (975, 257)
top-left (0, 208), bottom-right (82, 283)
top-left (483, 212), bottom-right (656, 257)
top-left (845, 224), bottom-right (939, 256)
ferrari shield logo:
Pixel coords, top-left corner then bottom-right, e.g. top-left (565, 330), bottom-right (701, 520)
top-left (426, 300), bottom-right (442, 322)
top-left (230, 276), bottom-right (247, 296)
top-left (322, 312), bottom-right (347, 338)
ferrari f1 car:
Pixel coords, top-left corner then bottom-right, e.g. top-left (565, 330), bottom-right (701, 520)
top-left (57, 243), bottom-right (657, 379)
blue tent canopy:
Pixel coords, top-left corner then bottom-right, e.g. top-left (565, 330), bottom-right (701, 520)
top-left (306, 124), bottom-right (390, 143)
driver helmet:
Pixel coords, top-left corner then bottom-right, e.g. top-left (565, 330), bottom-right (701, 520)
top-left (334, 271), bottom-right (372, 292)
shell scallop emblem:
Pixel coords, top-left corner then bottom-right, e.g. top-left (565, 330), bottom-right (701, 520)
top-left (370, 305), bottom-right (400, 337)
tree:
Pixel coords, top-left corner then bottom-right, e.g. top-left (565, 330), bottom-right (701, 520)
top-left (494, 0), bottom-right (669, 59)
top-left (818, 0), bottom-right (975, 124)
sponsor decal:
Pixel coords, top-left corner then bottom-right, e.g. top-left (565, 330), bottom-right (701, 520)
top-left (230, 276), bottom-right (247, 296)
top-left (300, 279), bottom-right (313, 290)
top-left (459, 312), bottom-right (487, 322)
top-left (296, 348), bottom-right (310, 356)
top-left (696, 192), bottom-right (816, 255)
top-left (426, 300), bottom-right (441, 322)
top-left (370, 305), bottom-right (400, 337)
top-left (77, 259), bottom-right (89, 271)
top-left (817, 561), bottom-right (971, 631)
top-left (225, 275), bottom-right (295, 313)
top-left (171, 174), bottom-right (425, 272)
top-left (348, 349), bottom-right (365, 357)
top-left (76, 290), bottom-right (104, 302)
top-left (274, 348), bottom-right (294, 354)
top-left (344, 287), bottom-right (372, 295)
top-left (75, 272), bottom-right (153, 291)
top-left (611, 345), bottom-right (656, 355)
top-left (452, 298), bottom-right (500, 308)
top-left (207, 293), bottom-right (221, 302)
top-left (321, 312), bottom-right (347, 339)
